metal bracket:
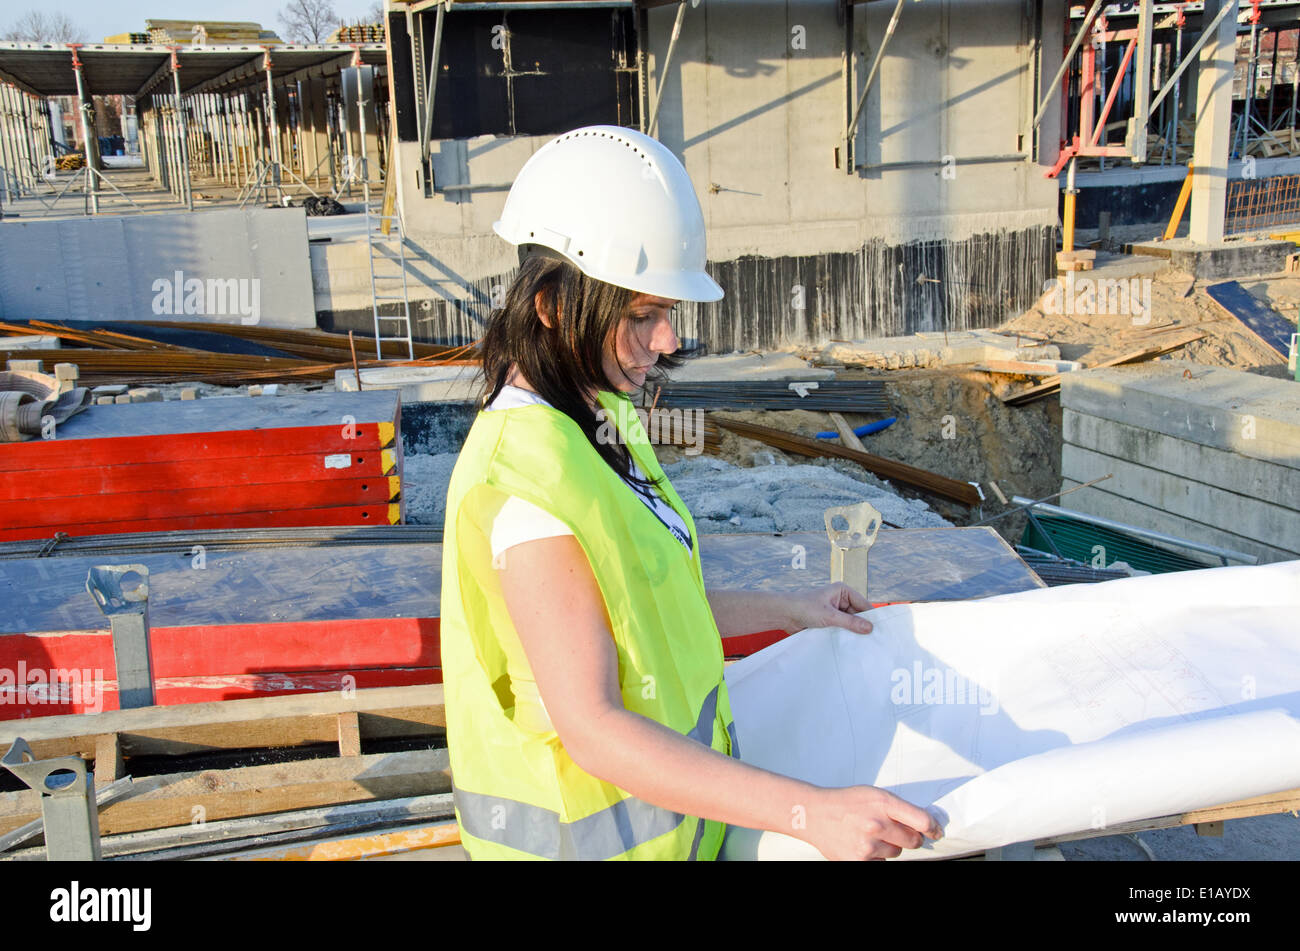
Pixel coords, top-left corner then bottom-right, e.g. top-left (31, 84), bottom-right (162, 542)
top-left (1, 737), bottom-right (101, 860)
top-left (86, 564), bottom-right (155, 709)
top-left (824, 501), bottom-right (883, 598)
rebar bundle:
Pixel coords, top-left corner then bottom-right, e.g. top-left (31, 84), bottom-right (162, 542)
top-left (652, 380), bottom-right (889, 412)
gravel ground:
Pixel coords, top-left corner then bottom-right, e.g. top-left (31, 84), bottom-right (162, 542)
top-left (401, 450), bottom-right (950, 532)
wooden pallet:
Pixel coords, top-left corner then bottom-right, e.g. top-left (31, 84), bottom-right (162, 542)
top-left (0, 685), bottom-right (449, 851)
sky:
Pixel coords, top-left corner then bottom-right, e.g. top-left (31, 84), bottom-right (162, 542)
top-left (3, 1), bottom-right (384, 45)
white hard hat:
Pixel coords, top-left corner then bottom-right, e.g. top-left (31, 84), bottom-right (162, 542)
top-left (493, 126), bottom-right (723, 303)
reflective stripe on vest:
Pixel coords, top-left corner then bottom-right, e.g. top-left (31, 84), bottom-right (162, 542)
top-left (456, 685), bottom-right (724, 860)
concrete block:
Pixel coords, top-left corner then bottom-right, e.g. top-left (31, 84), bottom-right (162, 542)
top-left (335, 364), bottom-right (480, 404)
top-left (247, 385), bottom-right (263, 397)
top-left (53, 363), bottom-right (79, 381)
top-left (180, 388), bottom-right (199, 401)
top-left (1064, 410), bottom-right (1298, 511)
top-left (1131, 237), bottom-right (1295, 280)
top-left (6, 359), bottom-right (43, 373)
top-left (128, 388), bottom-right (162, 403)
top-left (1061, 444), bottom-right (1300, 556)
top-left (95, 396), bottom-right (115, 406)
top-left (2, 335), bottom-right (60, 350)
top-left (1060, 364), bottom-right (1300, 468)
top-left (91, 384), bottom-right (129, 396)
top-left (828, 331), bottom-right (1061, 370)
top-left (670, 352), bottom-right (836, 383)
top-left (114, 395), bottom-right (131, 404)
top-left (1059, 481), bottom-right (1296, 565)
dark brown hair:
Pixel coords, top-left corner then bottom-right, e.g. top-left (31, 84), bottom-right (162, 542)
top-left (479, 253), bottom-right (680, 489)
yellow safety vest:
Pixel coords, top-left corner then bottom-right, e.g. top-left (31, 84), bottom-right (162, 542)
top-left (440, 389), bottom-right (738, 860)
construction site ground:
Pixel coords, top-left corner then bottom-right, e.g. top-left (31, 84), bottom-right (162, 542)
top-left (6, 249), bottom-right (1296, 863)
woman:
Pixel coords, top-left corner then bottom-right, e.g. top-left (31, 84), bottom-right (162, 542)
top-left (440, 126), bottom-right (940, 860)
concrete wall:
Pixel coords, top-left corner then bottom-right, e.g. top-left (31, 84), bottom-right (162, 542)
top-left (369, 0), bottom-right (1063, 348)
top-left (1059, 364), bottom-right (1300, 565)
top-left (0, 207), bottom-right (315, 329)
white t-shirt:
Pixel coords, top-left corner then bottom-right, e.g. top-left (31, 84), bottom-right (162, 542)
top-left (485, 385), bottom-right (692, 559)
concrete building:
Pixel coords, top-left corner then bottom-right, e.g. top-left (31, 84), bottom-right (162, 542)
top-left (334, 0), bottom-right (1069, 350)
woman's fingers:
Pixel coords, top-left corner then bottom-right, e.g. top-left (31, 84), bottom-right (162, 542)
top-left (886, 796), bottom-right (945, 841)
top-left (835, 583), bottom-right (872, 615)
top-left (823, 583), bottom-right (873, 634)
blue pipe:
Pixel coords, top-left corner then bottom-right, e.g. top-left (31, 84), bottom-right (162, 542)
top-left (815, 416), bottom-right (897, 440)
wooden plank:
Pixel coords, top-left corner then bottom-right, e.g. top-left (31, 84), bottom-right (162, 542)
top-left (4, 476), bottom-right (401, 529)
top-left (14, 391), bottom-right (400, 444)
top-left (0, 684), bottom-right (446, 759)
top-left (1039, 787), bottom-right (1300, 847)
top-left (92, 732), bottom-right (124, 785)
top-left (0, 423), bottom-right (395, 473)
top-left (972, 360), bottom-right (1068, 377)
top-left (710, 416), bottom-right (982, 506)
top-left (1164, 164), bottom-right (1194, 240)
top-left (62, 793), bottom-right (457, 860)
top-left (227, 819), bottom-right (463, 861)
top-left (337, 711), bottom-right (362, 757)
top-left (0, 448), bottom-right (398, 502)
top-left (0, 503), bottom-right (402, 544)
top-left (1003, 334), bottom-right (1204, 406)
top-left (827, 412), bottom-right (867, 452)
top-left (1205, 280), bottom-right (1297, 358)
top-left (0, 747), bottom-right (451, 838)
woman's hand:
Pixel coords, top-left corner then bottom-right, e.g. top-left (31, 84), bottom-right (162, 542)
top-left (801, 785), bottom-right (943, 861)
top-left (781, 582), bottom-right (874, 636)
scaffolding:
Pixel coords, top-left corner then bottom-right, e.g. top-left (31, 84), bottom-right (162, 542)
top-left (0, 42), bottom-right (389, 218)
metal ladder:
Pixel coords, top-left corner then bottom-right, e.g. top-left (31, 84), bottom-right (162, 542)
top-left (365, 192), bottom-right (414, 361)
top-left (353, 59), bottom-right (413, 363)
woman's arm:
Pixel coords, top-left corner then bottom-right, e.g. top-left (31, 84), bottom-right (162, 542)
top-left (497, 536), bottom-right (938, 859)
top-left (707, 586), bottom-right (875, 638)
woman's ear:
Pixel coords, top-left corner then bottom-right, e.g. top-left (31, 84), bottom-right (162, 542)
top-left (533, 290), bottom-right (555, 329)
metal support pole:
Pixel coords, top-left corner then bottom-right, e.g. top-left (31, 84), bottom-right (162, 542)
top-left (1291, 28), bottom-right (1299, 137)
top-left (2, 738), bottom-right (102, 861)
top-left (70, 48), bottom-right (99, 215)
top-left (420, 1), bottom-right (447, 165)
top-left (1097, 15), bottom-right (1108, 170)
top-left (1267, 27), bottom-right (1279, 130)
top-left (1063, 156), bottom-right (1078, 252)
top-left (1239, 19), bottom-right (1260, 158)
top-left (844, 0), bottom-right (904, 167)
top-left (1128, 0), bottom-right (1155, 163)
top-left (0, 87), bottom-right (19, 200)
top-left (1034, 0), bottom-right (1106, 128)
top-left (86, 565), bottom-right (155, 709)
top-left (1171, 15), bottom-right (1185, 162)
top-left (408, 6), bottom-right (427, 152)
top-left (1149, 0), bottom-right (1237, 116)
top-left (648, 0), bottom-right (688, 138)
top-left (637, 1), bottom-right (650, 133)
top-left (170, 51), bottom-right (193, 211)
top-left (265, 52), bottom-right (283, 201)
